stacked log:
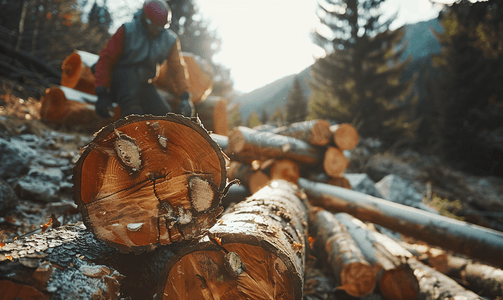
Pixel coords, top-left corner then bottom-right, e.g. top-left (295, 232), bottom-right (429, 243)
top-left (60, 50), bottom-right (99, 95)
top-left (72, 115), bottom-right (228, 254)
top-left (156, 180), bottom-right (308, 299)
top-left (194, 95), bottom-right (229, 136)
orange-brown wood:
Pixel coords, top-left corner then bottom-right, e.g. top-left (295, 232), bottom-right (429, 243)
top-left (39, 86), bottom-right (120, 130)
top-left (330, 123), bottom-right (359, 150)
top-left (0, 280), bottom-right (49, 300)
top-left (272, 120), bottom-right (332, 146)
top-left (61, 51), bottom-right (96, 95)
top-left (248, 170), bottom-right (270, 194)
top-left (309, 208), bottom-right (376, 297)
top-left (73, 115), bottom-right (227, 253)
top-left (323, 147), bottom-right (349, 177)
top-left (154, 53), bottom-right (213, 104)
top-left (157, 180), bottom-right (308, 300)
top-left (194, 95), bottom-right (229, 136)
top-left (270, 159), bottom-right (299, 185)
top-left (328, 176), bottom-right (351, 189)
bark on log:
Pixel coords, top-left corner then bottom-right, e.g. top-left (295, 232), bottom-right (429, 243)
top-left (156, 180), bottom-right (309, 300)
top-left (323, 146), bottom-right (349, 177)
top-left (61, 50), bottom-right (98, 95)
top-left (154, 52), bottom-right (213, 104)
top-left (334, 213), bottom-right (419, 300)
top-left (194, 95), bottom-right (229, 136)
top-left (330, 123), bottom-right (359, 151)
top-left (298, 178), bottom-right (503, 269)
top-left (72, 115), bottom-right (228, 254)
top-left (309, 207), bottom-right (376, 297)
top-left (39, 86), bottom-right (120, 129)
top-left (271, 120), bottom-right (333, 146)
top-left (228, 126), bottom-right (324, 165)
top-left (0, 223), bottom-right (184, 300)
top-left (408, 258), bottom-right (484, 300)
top-left (427, 254), bottom-right (503, 299)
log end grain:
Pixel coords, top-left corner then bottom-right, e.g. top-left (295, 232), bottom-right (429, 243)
top-left (270, 159), bottom-right (300, 185)
top-left (73, 115), bottom-right (227, 253)
top-left (310, 119), bottom-right (333, 146)
top-left (332, 123), bottom-right (359, 151)
top-left (248, 170), bottom-right (270, 194)
top-left (379, 264), bottom-right (419, 300)
top-left (338, 262), bottom-right (377, 297)
top-left (323, 147), bottom-right (349, 177)
top-left (61, 51), bottom-right (82, 89)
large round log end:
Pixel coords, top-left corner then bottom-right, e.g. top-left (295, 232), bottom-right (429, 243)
top-left (379, 265), bottom-right (419, 300)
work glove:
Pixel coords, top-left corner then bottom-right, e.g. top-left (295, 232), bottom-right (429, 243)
top-left (179, 92), bottom-right (194, 117)
top-left (95, 86), bottom-right (114, 119)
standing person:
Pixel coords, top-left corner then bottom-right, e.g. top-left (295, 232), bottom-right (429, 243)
top-left (93, 0), bottom-right (193, 118)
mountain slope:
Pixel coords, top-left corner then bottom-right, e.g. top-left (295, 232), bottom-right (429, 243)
top-left (234, 18), bottom-right (441, 122)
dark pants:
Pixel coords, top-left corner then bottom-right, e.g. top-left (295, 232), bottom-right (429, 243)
top-left (112, 66), bottom-right (172, 118)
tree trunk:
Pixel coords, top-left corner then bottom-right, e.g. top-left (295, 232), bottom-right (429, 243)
top-left (228, 126), bottom-right (324, 165)
top-left (194, 95), bottom-right (229, 136)
top-left (408, 258), bottom-right (484, 300)
top-left (271, 119), bottom-right (333, 146)
top-left (309, 207), bottom-right (376, 297)
top-left (298, 178), bottom-right (503, 269)
top-left (61, 50), bottom-right (98, 95)
top-left (0, 223), bottom-right (186, 300)
top-left (330, 123), bottom-right (359, 151)
top-left (428, 254), bottom-right (503, 299)
top-left (334, 213), bottom-right (419, 300)
top-left (156, 180), bottom-right (308, 300)
top-left (72, 115), bottom-right (228, 254)
top-left (323, 146), bottom-right (349, 177)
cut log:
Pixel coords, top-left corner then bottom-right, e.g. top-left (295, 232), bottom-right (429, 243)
top-left (194, 95), bottom-right (229, 136)
top-left (0, 223), bottom-right (123, 300)
top-left (328, 176), bottom-right (351, 189)
top-left (323, 146), bottom-right (349, 177)
top-left (426, 253), bottom-right (503, 299)
top-left (334, 213), bottom-right (419, 300)
top-left (154, 52), bottom-right (213, 104)
top-left (61, 50), bottom-right (98, 95)
top-left (72, 114), bottom-right (228, 253)
top-left (270, 159), bottom-right (300, 185)
top-left (330, 123), bottom-right (359, 150)
top-left (408, 258), bottom-right (484, 300)
top-left (228, 126), bottom-right (324, 165)
top-left (39, 86), bottom-right (120, 129)
top-left (0, 223), bottom-right (184, 300)
top-left (271, 119), bottom-right (333, 146)
top-left (298, 178), bottom-right (503, 269)
top-left (248, 169), bottom-right (271, 194)
top-left (156, 180), bottom-right (308, 300)
top-left (309, 207), bottom-right (376, 297)
top-left (210, 133), bottom-right (228, 151)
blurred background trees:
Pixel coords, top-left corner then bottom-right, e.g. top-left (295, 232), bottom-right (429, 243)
top-left (285, 77), bottom-right (308, 124)
top-left (308, 0), bottom-right (418, 146)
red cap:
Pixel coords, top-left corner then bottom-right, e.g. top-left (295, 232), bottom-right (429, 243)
top-left (143, 0), bottom-right (171, 27)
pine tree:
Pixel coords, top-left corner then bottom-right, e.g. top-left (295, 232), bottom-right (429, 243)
top-left (260, 108), bottom-right (269, 125)
top-left (269, 107), bottom-right (286, 127)
top-left (309, 0), bottom-right (417, 144)
top-left (428, 0), bottom-right (503, 175)
top-left (247, 111), bottom-right (262, 128)
top-left (286, 77), bottom-right (308, 124)
top-left (227, 103), bottom-right (243, 131)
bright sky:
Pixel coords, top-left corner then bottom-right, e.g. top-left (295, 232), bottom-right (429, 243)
top-left (196, 0), bottom-right (444, 94)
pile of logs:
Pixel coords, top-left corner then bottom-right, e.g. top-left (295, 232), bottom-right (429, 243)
top-left (38, 49), bottom-right (229, 135)
top-left (1, 114), bottom-right (503, 300)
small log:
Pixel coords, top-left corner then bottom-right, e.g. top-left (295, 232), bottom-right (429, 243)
top-left (72, 115), bottom-right (228, 253)
top-left (248, 169), bottom-right (271, 194)
top-left (330, 123), bottom-right (359, 150)
top-left (210, 133), bottom-right (228, 151)
top-left (298, 178), bottom-right (503, 269)
top-left (154, 52), bottom-right (213, 104)
top-left (334, 213), bottom-right (419, 300)
top-left (429, 254), bottom-right (503, 299)
top-left (228, 126), bottom-right (324, 165)
top-left (61, 50), bottom-right (98, 95)
top-left (194, 95), bottom-right (229, 136)
top-left (270, 159), bottom-right (300, 185)
top-left (271, 119), bottom-right (333, 146)
top-left (408, 258), bottom-right (484, 300)
top-left (156, 180), bottom-right (308, 300)
top-left (309, 207), bottom-right (376, 297)
top-left (328, 176), bottom-right (351, 189)
top-left (323, 146), bottom-right (349, 177)
top-left (39, 86), bottom-right (120, 129)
